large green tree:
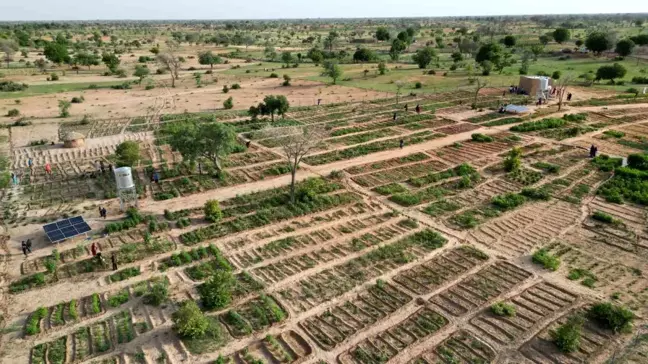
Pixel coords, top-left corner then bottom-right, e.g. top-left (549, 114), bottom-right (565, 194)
top-left (73, 52), bottom-right (100, 71)
top-left (322, 61), bottom-right (343, 85)
top-left (552, 28), bottom-right (571, 44)
top-left (596, 63), bottom-right (627, 83)
top-left (586, 32), bottom-right (613, 55)
top-left (261, 95), bottom-right (290, 121)
top-left (115, 141), bottom-right (140, 167)
top-left (412, 47), bottom-right (437, 69)
top-left (163, 121), bottom-right (237, 172)
top-left (389, 39), bottom-right (407, 60)
top-left (43, 42), bottom-right (70, 64)
top-left (376, 27), bottom-right (390, 41)
top-left (101, 53), bottom-right (120, 73)
top-left (172, 301), bottom-right (209, 339)
top-left (352, 48), bottom-right (376, 63)
top-left (198, 51), bottom-right (222, 70)
top-left (198, 270), bottom-right (235, 310)
top-left (615, 39), bottom-right (635, 58)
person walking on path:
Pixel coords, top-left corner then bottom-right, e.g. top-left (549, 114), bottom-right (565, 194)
top-left (100, 161), bottom-right (105, 174)
top-left (21, 241), bottom-right (28, 257)
top-left (102, 207), bottom-right (107, 219)
top-left (415, 104), bottom-right (421, 114)
top-left (91, 242), bottom-right (98, 257)
top-left (111, 254), bottom-right (118, 271)
top-left (28, 158), bottom-right (33, 170)
top-left (153, 171), bottom-right (160, 184)
top-left (399, 139), bottom-right (404, 149)
top-left (567, 93), bottom-right (573, 101)
top-left (26, 239), bottom-right (32, 253)
top-left (393, 112), bottom-right (397, 121)
top-left (44, 163), bottom-right (52, 176)
top-left (404, 104), bottom-right (408, 112)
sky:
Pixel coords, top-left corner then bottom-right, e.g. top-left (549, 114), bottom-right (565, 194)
top-left (0, 0), bottom-right (647, 21)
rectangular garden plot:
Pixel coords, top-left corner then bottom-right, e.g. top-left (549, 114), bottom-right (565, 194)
top-left (429, 261), bottom-right (532, 318)
top-left (518, 310), bottom-right (614, 364)
top-left (393, 245), bottom-right (489, 295)
top-left (278, 229), bottom-right (447, 314)
top-left (408, 330), bottom-right (496, 364)
top-left (468, 281), bottom-right (579, 349)
top-left (351, 158), bottom-right (450, 188)
top-left (225, 330), bottom-right (313, 363)
top-left (221, 295), bottom-right (287, 338)
top-left (300, 282), bottom-right (412, 350)
top-left (337, 307), bottom-right (448, 364)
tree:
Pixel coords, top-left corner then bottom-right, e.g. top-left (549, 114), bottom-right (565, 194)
top-left (223, 96), bottom-right (233, 109)
top-left (376, 27), bottom-right (390, 41)
top-left (596, 63), bottom-right (627, 83)
top-left (575, 39), bottom-right (584, 47)
top-left (539, 35), bottom-right (550, 45)
top-left (0, 40), bottom-right (18, 68)
top-left (261, 95), bottom-right (290, 121)
top-left (551, 315), bottom-right (584, 353)
top-left (458, 39), bottom-right (478, 56)
top-left (352, 48), bottom-right (376, 63)
top-left (156, 52), bottom-right (180, 87)
top-left (198, 51), bottom-right (221, 70)
top-left (115, 141), bottom-right (140, 167)
top-left (58, 100), bottom-right (71, 117)
top-left (74, 52), bottom-right (99, 72)
top-left (553, 28), bottom-right (571, 44)
top-left (504, 147), bottom-right (522, 172)
top-left (101, 53), bottom-right (120, 73)
top-left (503, 35), bottom-right (516, 48)
top-left (469, 76), bottom-right (488, 107)
top-left (323, 31), bottom-right (339, 52)
top-left (395, 80), bottom-right (405, 104)
top-left (530, 44), bottom-right (544, 60)
top-left (43, 42), bottom-right (70, 65)
top-left (172, 301), bottom-right (209, 339)
top-left (475, 42), bottom-right (503, 65)
top-left (494, 52), bottom-right (513, 74)
top-left (378, 61), bottom-right (387, 75)
top-left (556, 73), bottom-right (574, 110)
top-left (163, 121), bottom-right (237, 172)
top-left (451, 52), bottom-right (464, 63)
top-left (35, 58), bottom-right (47, 73)
top-left (586, 32), bottom-right (613, 55)
top-left (615, 39), bottom-right (635, 58)
top-left (307, 47), bottom-right (323, 64)
top-left (282, 74), bottom-right (291, 86)
top-left (133, 65), bottom-right (150, 84)
top-left (263, 126), bottom-right (324, 203)
top-left (389, 39), bottom-right (407, 60)
top-left (412, 47), bottom-right (437, 69)
top-left (630, 34), bottom-right (648, 46)
top-left (198, 270), bottom-right (235, 310)
top-left (322, 61), bottom-right (343, 85)
top-left (281, 51), bottom-right (294, 66)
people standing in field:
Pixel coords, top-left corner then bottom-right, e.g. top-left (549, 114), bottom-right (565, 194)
top-left (111, 254), bottom-right (118, 271)
top-left (393, 112), bottom-right (397, 121)
top-left (415, 104), bottom-right (421, 114)
top-left (399, 139), bottom-right (404, 149)
top-left (21, 241), bottom-right (28, 257)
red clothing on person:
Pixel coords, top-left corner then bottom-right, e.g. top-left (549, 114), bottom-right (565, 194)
top-left (91, 243), bottom-right (97, 256)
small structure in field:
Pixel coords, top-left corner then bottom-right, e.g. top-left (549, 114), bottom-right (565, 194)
top-left (518, 76), bottom-right (553, 99)
top-left (62, 132), bottom-right (86, 148)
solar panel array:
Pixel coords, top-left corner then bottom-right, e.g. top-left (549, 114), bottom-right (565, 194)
top-left (43, 216), bottom-right (91, 243)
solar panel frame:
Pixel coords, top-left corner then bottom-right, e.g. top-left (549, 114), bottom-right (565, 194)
top-left (43, 216), bottom-right (91, 243)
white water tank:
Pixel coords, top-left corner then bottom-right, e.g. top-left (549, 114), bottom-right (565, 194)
top-left (539, 77), bottom-right (549, 92)
top-left (114, 167), bottom-right (135, 189)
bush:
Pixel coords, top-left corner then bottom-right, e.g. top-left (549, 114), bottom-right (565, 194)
top-left (198, 270), bottom-right (235, 310)
top-left (172, 301), bottom-right (209, 339)
top-left (110, 82), bottom-right (132, 90)
top-left (25, 307), bottom-right (48, 335)
top-left (552, 70), bottom-right (562, 80)
top-left (204, 200), bottom-right (223, 222)
top-left (532, 248), bottom-right (560, 271)
top-left (491, 193), bottom-right (526, 211)
top-left (592, 211), bottom-right (616, 224)
top-left (587, 302), bottom-right (635, 333)
top-left (603, 130), bottom-right (625, 138)
top-left (108, 289), bottom-right (130, 307)
top-left (115, 141), bottom-right (140, 167)
top-left (7, 109), bottom-right (19, 117)
top-left (223, 97), bottom-right (233, 110)
top-left (143, 282), bottom-right (169, 306)
top-left (269, 73), bottom-right (279, 78)
top-left (231, 83), bottom-right (241, 89)
top-left (591, 155), bottom-right (623, 172)
top-left (631, 76), bottom-right (648, 84)
top-left (551, 315), bottom-right (584, 353)
top-left (70, 96), bottom-right (84, 103)
top-left (471, 133), bottom-right (493, 142)
top-left (627, 153), bottom-right (648, 171)
top-left (415, 81), bottom-right (423, 89)
top-left (503, 147), bottom-right (522, 172)
top-left (491, 302), bottom-right (516, 317)
top-left (521, 187), bottom-right (551, 200)
top-left (0, 81), bottom-right (29, 92)
top-left (49, 73), bottom-right (59, 81)
top-left (510, 118), bottom-right (566, 132)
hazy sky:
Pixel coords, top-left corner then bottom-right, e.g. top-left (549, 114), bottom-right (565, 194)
top-left (1, 0), bottom-right (647, 21)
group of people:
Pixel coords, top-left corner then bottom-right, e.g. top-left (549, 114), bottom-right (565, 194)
top-left (589, 144), bottom-right (599, 158)
top-left (98, 206), bottom-right (108, 219)
top-left (393, 103), bottom-right (422, 121)
top-left (20, 239), bottom-right (33, 257)
top-left (95, 160), bottom-right (113, 175)
top-left (508, 85), bottom-right (528, 95)
top-left (90, 242), bottom-right (118, 270)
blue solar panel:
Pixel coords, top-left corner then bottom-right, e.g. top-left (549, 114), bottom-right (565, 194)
top-left (43, 216), bottom-right (91, 243)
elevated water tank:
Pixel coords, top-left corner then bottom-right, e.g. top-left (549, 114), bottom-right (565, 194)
top-left (114, 167), bottom-right (135, 189)
top-left (539, 77), bottom-right (549, 92)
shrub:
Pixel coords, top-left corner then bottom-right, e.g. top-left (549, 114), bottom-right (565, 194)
top-left (415, 81), bottom-right (423, 89)
top-left (204, 200), bottom-right (223, 222)
top-left (552, 70), bottom-right (562, 80)
top-left (7, 109), bottom-right (19, 117)
top-left (49, 73), bottom-right (59, 81)
top-left (143, 283), bottom-right (169, 306)
top-left (223, 97), bottom-right (233, 110)
top-left (503, 147), bottom-right (522, 172)
top-left (115, 141), bottom-right (140, 167)
top-left (231, 83), bottom-right (241, 89)
top-left (627, 153), bottom-right (648, 171)
top-left (510, 118), bottom-right (566, 132)
top-left (269, 73), bottom-right (279, 78)
top-left (587, 303), bottom-right (635, 333)
top-left (591, 155), bottom-right (623, 172)
top-left (532, 248), bottom-right (560, 271)
top-left (491, 193), bottom-right (526, 211)
top-left (471, 133), bottom-right (493, 142)
top-left (0, 81), bottom-right (29, 92)
top-left (108, 289), bottom-right (130, 307)
top-left (491, 302), bottom-right (516, 317)
top-left (521, 187), bottom-right (551, 200)
top-left (551, 315), bottom-right (584, 353)
top-left (110, 82), bottom-right (132, 90)
top-left (198, 270), bottom-right (236, 310)
top-left (172, 301), bottom-right (209, 339)
top-left (592, 211), bottom-right (616, 224)
top-left (603, 130), bottom-right (625, 138)
top-left (70, 96), bottom-right (84, 103)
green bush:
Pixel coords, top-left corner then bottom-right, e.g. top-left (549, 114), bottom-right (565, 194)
top-left (109, 267), bottom-right (141, 282)
top-left (521, 187), bottom-right (551, 200)
top-left (0, 80), bottom-right (28, 91)
top-left (491, 302), bottom-right (516, 317)
top-left (591, 154), bottom-right (623, 172)
top-left (108, 289), bottom-right (130, 307)
top-left (172, 301), bottom-right (209, 339)
top-left (91, 293), bottom-right (101, 314)
top-left (143, 282), bottom-right (169, 306)
top-left (198, 270), bottom-right (236, 310)
top-left (532, 248), bottom-right (560, 271)
top-left (603, 130), bottom-right (625, 138)
top-left (551, 315), bottom-right (584, 353)
top-left (231, 83), bottom-right (241, 89)
top-left (491, 193), bottom-right (526, 211)
top-left (511, 118), bottom-right (566, 132)
top-left (204, 200), bottom-right (223, 222)
top-left (471, 133), bottom-right (494, 142)
top-left (627, 153), bottom-right (648, 171)
top-left (7, 108), bottom-right (19, 117)
top-left (592, 211), bottom-right (616, 224)
top-left (587, 303), bottom-right (635, 333)
top-left (223, 96), bottom-right (234, 109)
